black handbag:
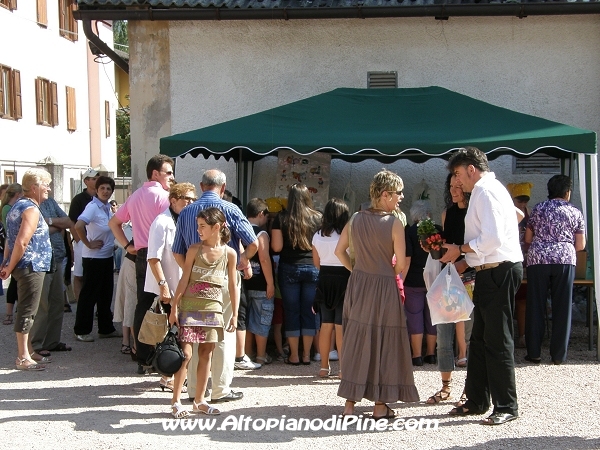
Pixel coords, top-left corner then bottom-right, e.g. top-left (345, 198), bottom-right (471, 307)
top-left (148, 325), bottom-right (184, 377)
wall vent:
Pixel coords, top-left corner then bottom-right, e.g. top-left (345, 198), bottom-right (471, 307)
top-left (367, 71), bottom-right (398, 89)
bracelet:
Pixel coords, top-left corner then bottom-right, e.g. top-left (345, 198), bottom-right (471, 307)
top-left (124, 242), bottom-right (132, 250)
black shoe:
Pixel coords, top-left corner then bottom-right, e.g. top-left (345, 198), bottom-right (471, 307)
top-left (64, 304), bottom-right (72, 313)
top-left (210, 390), bottom-right (243, 403)
top-left (136, 364), bottom-right (145, 374)
top-left (424, 354), bottom-right (437, 365)
top-left (412, 356), bottom-right (423, 367)
top-left (524, 355), bottom-right (541, 364)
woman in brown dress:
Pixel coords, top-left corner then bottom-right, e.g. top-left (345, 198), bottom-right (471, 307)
top-left (335, 169), bottom-right (419, 418)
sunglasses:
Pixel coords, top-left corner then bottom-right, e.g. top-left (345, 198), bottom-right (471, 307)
top-left (388, 190), bottom-right (403, 196)
top-left (181, 196), bottom-right (197, 202)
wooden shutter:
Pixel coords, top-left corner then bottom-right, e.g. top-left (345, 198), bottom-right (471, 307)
top-left (66, 86), bottom-right (76, 131)
top-left (9, 0), bottom-right (17, 10)
top-left (0, 67), bottom-right (5, 117)
top-left (51, 81), bottom-right (59, 126)
top-left (12, 69), bottom-right (22, 119)
top-left (35, 78), bottom-right (43, 124)
top-left (59, 0), bottom-right (65, 38)
top-left (70, 0), bottom-right (78, 41)
top-left (37, 0), bottom-right (47, 26)
top-left (105, 100), bottom-right (110, 137)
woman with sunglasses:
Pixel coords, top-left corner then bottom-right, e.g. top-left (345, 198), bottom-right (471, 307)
top-left (145, 182), bottom-right (197, 391)
top-left (335, 169), bottom-right (419, 419)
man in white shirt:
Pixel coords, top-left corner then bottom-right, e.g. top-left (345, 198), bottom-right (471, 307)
top-left (441, 146), bottom-right (523, 426)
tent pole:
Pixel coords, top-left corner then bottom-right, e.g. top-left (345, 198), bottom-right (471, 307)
top-left (585, 155), bottom-right (600, 359)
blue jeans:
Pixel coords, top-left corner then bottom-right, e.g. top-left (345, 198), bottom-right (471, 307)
top-left (278, 262), bottom-right (319, 337)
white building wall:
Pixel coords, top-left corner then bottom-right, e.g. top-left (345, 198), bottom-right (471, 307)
top-left (167, 16), bottom-right (598, 218)
top-left (0, 2), bottom-right (116, 204)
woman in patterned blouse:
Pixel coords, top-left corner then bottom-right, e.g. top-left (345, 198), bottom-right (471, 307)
top-left (524, 175), bottom-right (586, 365)
top-left (0, 169), bottom-right (52, 371)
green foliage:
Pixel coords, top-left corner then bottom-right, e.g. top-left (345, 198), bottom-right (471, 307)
top-left (113, 20), bottom-right (128, 47)
top-left (116, 105), bottom-right (131, 177)
top-left (417, 218), bottom-right (437, 238)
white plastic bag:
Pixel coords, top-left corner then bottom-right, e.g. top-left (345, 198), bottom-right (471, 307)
top-left (426, 263), bottom-right (474, 325)
top-left (423, 253), bottom-right (442, 290)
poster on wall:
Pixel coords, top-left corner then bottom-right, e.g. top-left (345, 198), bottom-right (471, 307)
top-left (276, 150), bottom-right (331, 211)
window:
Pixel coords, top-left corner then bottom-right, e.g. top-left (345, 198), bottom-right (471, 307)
top-left (0, 0), bottom-right (17, 11)
top-left (4, 171), bottom-right (15, 185)
top-left (66, 86), bottom-right (76, 131)
top-left (59, 0), bottom-right (78, 42)
top-left (105, 100), bottom-right (110, 137)
top-left (513, 154), bottom-right (561, 174)
top-left (35, 77), bottom-right (58, 127)
top-left (37, 0), bottom-right (47, 27)
top-left (0, 65), bottom-right (22, 120)
top-left (368, 72), bottom-right (398, 89)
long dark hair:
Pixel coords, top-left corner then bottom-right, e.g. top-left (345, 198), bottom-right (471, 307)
top-left (280, 184), bottom-right (322, 250)
top-left (444, 173), bottom-right (470, 209)
top-left (320, 198), bottom-right (349, 237)
top-left (197, 207), bottom-right (231, 245)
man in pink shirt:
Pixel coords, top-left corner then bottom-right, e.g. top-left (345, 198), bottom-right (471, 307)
top-left (109, 155), bottom-right (175, 368)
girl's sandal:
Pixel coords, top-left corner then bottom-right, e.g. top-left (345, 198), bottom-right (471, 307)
top-left (15, 358), bottom-right (46, 371)
top-left (121, 345), bottom-right (132, 354)
top-left (193, 401), bottom-right (221, 415)
top-left (3, 314), bottom-right (13, 325)
top-left (318, 367), bottom-right (331, 378)
top-left (426, 379), bottom-right (452, 404)
top-left (171, 402), bottom-right (190, 419)
top-left (342, 400), bottom-right (356, 416)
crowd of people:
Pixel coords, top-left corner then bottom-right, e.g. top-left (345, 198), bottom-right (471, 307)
top-left (0, 147), bottom-right (586, 425)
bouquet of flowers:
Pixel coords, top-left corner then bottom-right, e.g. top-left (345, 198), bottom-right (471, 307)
top-left (417, 218), bottom-right (446, 259)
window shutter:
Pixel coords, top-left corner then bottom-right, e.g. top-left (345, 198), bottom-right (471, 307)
top-left (51, 81), bottom-right (59, 126)
top-left (35, 78), bottom-right (43, 124)
top-left (70, 0), bottom-right (78, 41)
top-left (105, 100), bottom-right (110, 137)
top-left (37, 0), bottom-right (47, 26)
top-left (66, 86), bottom-right (76, 131)
top-left (9, 0), bottom-right (17, 10)
top-left (0, 68), bottom-right (5, 117)
top-left (59, 0), bottom-right (65, 38)
top-left (12, 69), bottom-right (22, 119)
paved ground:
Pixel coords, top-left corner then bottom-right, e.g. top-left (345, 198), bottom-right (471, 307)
top-left (0, 280), bottom-right (599, 450)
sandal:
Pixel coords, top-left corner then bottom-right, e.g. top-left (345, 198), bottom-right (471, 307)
top-left (3, 314), bottom-right (13, 325)
top-left (318, 367), bottom-right (331, 378)
top-left (454, 391), bottom-right (468, 407)
top-left (455, 358), bottom-right (468, 368)
top-left (64, 304), bottom-right (72, 313)
top-left (481, 412), bottom-right (518, 425)
top-left (51, 343), bottom-right (72, 352)
top-left (193, 401), bottom-right (221, 415)
top-left (31, 353), bottom-right (52, 364)
top-left (121, 345), bottom-right (132, 354)
top-left (160, 377), bottom-right (188, 393)
top-left (171, 402), bottom-right (190, 419)
top-left (255, 354), bottom-right (272, 365)
top-left (426, 379), bottom-right (452, 404)
top-left (37, 349), bottom-right (52, 357)
top-left (284, 357), bottom-right (300, 366)
top-left (373, 403), bottom-right (396, 420)
top-left (342, 400), bottom-right (356, 416)
top-left (448, 401), bottom-right (485, 416)
top-left (16, 358), bottom-right (46, 371)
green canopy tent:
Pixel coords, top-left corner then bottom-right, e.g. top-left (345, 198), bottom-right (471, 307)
top-left (160, 86), bottom-right (600, 356)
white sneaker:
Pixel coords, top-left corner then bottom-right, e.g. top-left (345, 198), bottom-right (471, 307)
top-left (313, 353), bottom-right (321, 362)
top-left (75, 334), bottom-right (94, 342)
top-left (329, 350), bottom-right (339, 361)
top-left (234, 354), bottom-right (261, 370)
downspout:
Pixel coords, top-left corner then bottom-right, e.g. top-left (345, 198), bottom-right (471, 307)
top-left (82, 19), bottom-right (129, 75)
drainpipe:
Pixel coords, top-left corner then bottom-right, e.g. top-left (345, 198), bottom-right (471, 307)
top-left (82, 19), bottom-right (129, 75)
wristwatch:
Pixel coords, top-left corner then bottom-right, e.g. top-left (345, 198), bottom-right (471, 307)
top-left (48, 217), bottom-right (53, 226)
top-left (459, 245), bottom-right (466, 256)
top-left (158, 280), bottom-right (167, 286)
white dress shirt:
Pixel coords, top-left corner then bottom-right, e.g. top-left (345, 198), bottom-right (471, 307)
top-left (464, 172), bottom-right (523, 267)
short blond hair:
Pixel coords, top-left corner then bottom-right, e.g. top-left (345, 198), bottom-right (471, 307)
top-left (370, 169), bottom-right (404, 208)
top-left (22, 168), bottom-right (51, 193)
top-left (169, 182), bottom-right (196, 200)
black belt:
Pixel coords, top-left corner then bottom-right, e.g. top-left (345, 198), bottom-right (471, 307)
top-left (124, 252), bottom-right (136, 263)
top-left (474, 261), bottom-right (509, 272)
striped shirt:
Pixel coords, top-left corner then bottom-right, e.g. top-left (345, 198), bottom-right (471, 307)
top-left (172, 191), bottom-right (257, 261)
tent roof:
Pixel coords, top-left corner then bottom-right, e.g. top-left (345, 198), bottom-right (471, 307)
top-left (160, 86), bottom-right (596, 163)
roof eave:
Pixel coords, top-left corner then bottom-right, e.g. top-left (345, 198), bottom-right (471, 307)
top-left (75, 3), bottom-right (600, 21)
